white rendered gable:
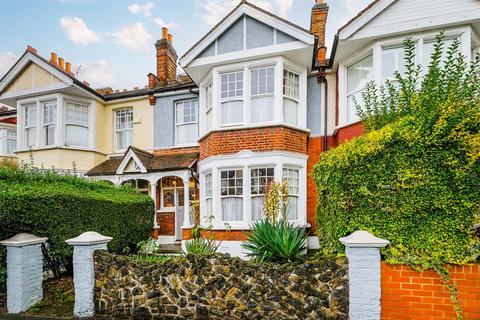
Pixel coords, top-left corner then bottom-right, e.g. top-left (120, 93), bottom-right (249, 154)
top-left (116, 149), bottom-right (148, 174)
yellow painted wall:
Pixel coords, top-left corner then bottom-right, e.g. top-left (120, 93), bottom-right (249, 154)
top-left (102, 97), bottom-right (153, 154)
top-left (4, 63), bottom-right (62, 93)
top-left (16, 149), bottom-right (107, 172)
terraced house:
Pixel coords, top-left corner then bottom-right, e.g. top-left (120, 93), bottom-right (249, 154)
top-left (0, 0), bottom-right (479, 257)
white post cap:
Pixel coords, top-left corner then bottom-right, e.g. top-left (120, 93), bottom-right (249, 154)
top-left (0, 233), bottom-right (48, 247)
top-left (66, 231), bottom-right (112, 246)
top-left (339, 230), bottom-right (389, 248)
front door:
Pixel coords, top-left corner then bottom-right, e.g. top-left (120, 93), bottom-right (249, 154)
top-left (175, 188), bottom-right (185, 241)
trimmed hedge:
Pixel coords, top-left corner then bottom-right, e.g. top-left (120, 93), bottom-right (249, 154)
top-left (0, 168), bottom-right (154, 267)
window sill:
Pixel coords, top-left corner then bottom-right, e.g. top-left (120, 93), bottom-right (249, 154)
top-left (203, 221), bottom-right (310, 230)
top-left (199, 123), bottom-right (310, 141)
top-left (333, 120), bottom-right (362, 134)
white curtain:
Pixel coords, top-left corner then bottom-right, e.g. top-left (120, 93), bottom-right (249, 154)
top-left (221, 101), bottom-right (243, 124)
top-left (283, 98), bottom-right (298, 126)
top-left (346, 91), bottom-right (363, 123)
top-left (206, 109), bottom-right (212, 131)
top-left (222, 197), bottom-right (243, 221)
top-left (206, 198), bottom-right (212, 216)
top-left (45, 125), bottom-right (55, 146)
top-left (25, 127), bottom-right (36, 148)
top-left (116, 129), bottom-right (132, 149)
top-left (251, 196), bottom-right (264, 221)
top-left (251, 96), bottom-right (274, 123)
top-left (66, 125), bottom-right (89, 147)
top-left (286, 196), bottom-right (298, 220)
top-left (176, 123), bottom-right (198, 145)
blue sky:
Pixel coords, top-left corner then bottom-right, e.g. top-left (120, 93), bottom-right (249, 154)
top-left (0, 0), bottom-right (371, 90)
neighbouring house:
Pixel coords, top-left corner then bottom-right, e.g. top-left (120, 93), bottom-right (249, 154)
top-left (0, 105), bottom-right (17, 164)
top-left (0, 0), bottom-right (479, 257)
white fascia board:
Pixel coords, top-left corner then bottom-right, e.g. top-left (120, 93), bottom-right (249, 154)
top-left (0, 52), bottom-right (73, 93)
top-left (180, 3), bottom-right (314, 67)
top-left (116, 149), bottom-right (148, 174)
top-left (339, 0), bottom-right (396, 40)
top-left (198, 150), bottom-right (308, 168)
top-left (0, 82), bottom-right (70, 101)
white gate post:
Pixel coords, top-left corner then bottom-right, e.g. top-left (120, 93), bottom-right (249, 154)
top-left (340, 230), bottom-right (389, 320)
top-left (0, 233), bottom-right (48, 314)
top-left (66, 231), bottom-right (112, 318)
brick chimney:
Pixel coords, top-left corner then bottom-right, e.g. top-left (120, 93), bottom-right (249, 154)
top-left (310, 0), bottom-right (329, 66)
top-left (155, 27), bottom-right (177, 86)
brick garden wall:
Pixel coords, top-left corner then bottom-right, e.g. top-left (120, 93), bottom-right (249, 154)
top-left (381, 262), bottom-right (480, 320)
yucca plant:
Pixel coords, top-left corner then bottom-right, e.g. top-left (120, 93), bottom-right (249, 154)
top-left (242, 220), bottom-right (307, 263)
top-left (184, 238), bottom-right (219, 255)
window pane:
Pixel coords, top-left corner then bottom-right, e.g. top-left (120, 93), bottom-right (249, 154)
top-left (382, 47), bottom-right (406, 80)
top-left (163, 189), bottom-right (175, 207)
top-left (116, 109), bottom-right (133, 130)
top-left (25, 104), bottom-right (37, 127)
top-left (176, 123), bottom-right (198, 145)
top-left (283, 69), bottom-right (299, 101)
top-left (25, 127), bottom-right (36, 148)
top-left (66, 125), bottom-right (89, 147)
top-left (251, 66), bottom-right (274, 96)
top-left (251, 95), bottom-right (274, 123)
top-left (347, 55), bottom-right (373, 95)
top-left (286, 196), bottom-right (298, 220)
top-left (221, 100), bottom-right (243, 124)
top-left (43, 101), bottom-right (57, 124)
top-left (221, 71), bottom-right (243, 100)
top-left (251, 197), bottom-right (264, 221)
top-left (221, 197), bottom-right (243, 221)
top-left (67, 102), bottom-right (89, 126)
top-left (44, 124), bottom-right (55, 146)
top-left (423, 38), bottom-right (457, 68)
top-left (283, 98), bottom-right (298, 126)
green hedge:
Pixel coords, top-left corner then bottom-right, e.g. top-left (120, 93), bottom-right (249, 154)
top-left (313, 101), bottom-right (479, 265)
top-left (0, 168), bottom-right (154, 267)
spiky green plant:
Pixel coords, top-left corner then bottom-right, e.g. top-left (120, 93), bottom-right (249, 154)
top-left (184, 238), bottom-right (219, 255)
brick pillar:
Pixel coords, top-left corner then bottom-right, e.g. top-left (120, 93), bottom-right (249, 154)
top-left (340, 230), bottom-right (389, 320)
top-left (0, 233), bottom-right (48, 314)
top-left (66, 232), bottom-right (112, 318)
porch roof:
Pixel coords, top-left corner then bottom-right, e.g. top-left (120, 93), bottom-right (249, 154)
top-left (86, 146), bottom-right (198, 176)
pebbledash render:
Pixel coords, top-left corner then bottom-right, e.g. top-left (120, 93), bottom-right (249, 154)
top-left (0, 0), bottom-right (479, 258)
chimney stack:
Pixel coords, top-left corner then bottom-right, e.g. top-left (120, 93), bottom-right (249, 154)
top-left (310, 0), bottom-right (329, 66)
top-left (65, 62), bottom-right (72, 74)
top-left (50, 53), bottom-right (58, 66)
top-left (58, 57), bottom-right (65, 70)
top-left (155, 27), bottom-right (177, 87)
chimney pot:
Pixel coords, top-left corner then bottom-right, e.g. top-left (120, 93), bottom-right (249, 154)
top-left (50, 53), bottom-right (58, 66)
top-left (26, 45), bottom-right (37, 54)
top-left (168, 34), bottom-right (173, 44)
top-left (316, 0), bottom-right (324, 4)
top-left (115, 89), bottom-right (120, 93)
top-left (58, 57), bottom-right (65, 70)
top-left (65, 62), bottom-right (71, 74)
top-left (162, 27), bottom-right (168, 40)
top-left (83, 80), bottom-right (90, 86)
top-left (134, 86), bottom-right (139, 90)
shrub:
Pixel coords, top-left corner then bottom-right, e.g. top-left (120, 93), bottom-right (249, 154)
top-left (242, 220), bottom-right (307, 263)
top-left (184, 238), bottom-right (219, 255)
top-left (313, 34), bottom-right (480, 266)
top-left (0, 167), bottom-right (154, 274)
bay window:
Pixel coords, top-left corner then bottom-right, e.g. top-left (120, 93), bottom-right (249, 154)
top-left (66, 101), bottom-right (89, 147)
top-left (205, 172), bottom-right (212, 217)
top-left (346, 54), bottom-right (373, 124)
top-left (115, 109), bottom-right (133, 150)
top-left (251, 66), bottom-right (274, 123)
top-left (24, 103), bottom-right (37, 148)
top-left (220, 71), bottom-right (243, 125)
top-left (282, 167), bottom-right (299, 220)
top-left (283, 69), bottom-right (300, 126)
top-left (6, 131), bottom-right (16, 154)
top-left (42, 101), bottom-right (56, 146)
top-left (205, 81), bottom-right (213, 131)
top-left (423, 37), bottom-right (457, 67)
top-left (250, 167), bottom-right (274, 221)
top-left (382, 46), bottom-right (406, 81)
top-left (175, 100), bottom-right (198, 146)
top-left (221, 169), bottom-right (243, 222)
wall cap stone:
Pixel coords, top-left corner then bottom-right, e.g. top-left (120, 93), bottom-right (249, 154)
top-left (339, 230), bottom-right (389, 248)
top-left (66, 231), bottom-right (112, 246)
top-left (0, 233), bottom-right (48, 247)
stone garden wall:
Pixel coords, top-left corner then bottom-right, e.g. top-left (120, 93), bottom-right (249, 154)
top-left (93, 251), bottom-right (348, 320)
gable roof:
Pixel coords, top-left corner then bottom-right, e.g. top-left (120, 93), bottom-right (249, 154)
top-left (179, 0), bottom-right (314, 67)
top-left (87, 146), bottom-right (199, 176)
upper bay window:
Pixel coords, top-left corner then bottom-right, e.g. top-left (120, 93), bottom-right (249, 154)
top-left (346, 55), bottom-right (373, 124)
top-left (0, 129), bottom-right (16, 156)
top-left (43, 101), bottom-right (56, 146)
top-left (66, 101), bottom-right (89, 148)
top-left (251, 66), bottom-right (274, 123)
top-left (115, 108), bottom-right (133, 150)
top-left (221, 71), bottom-right (243, 125)
top-left (175, 100), bottom-right (198, 146)
top-left (283, 69), bottom-right (300, 126)
top-left (24, 103), bottom-right (37, 149)
top-left (205, 82), bottom-right (213, 131)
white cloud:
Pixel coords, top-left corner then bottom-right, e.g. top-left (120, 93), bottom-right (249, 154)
top-left (74, 60), bottom-right (116, 87)
top-left (199, 0), bottom-right (293, 26)
top-left (60, 16), bottom-right (101, 46)
top-left (128, 2), bottom-right (154, 17)
top-left (153, 18), bottom-right (180, 32)
top-left (110, 23), bottom-right (152, 51)
top-left (0, 52), bottom-right (16, 78)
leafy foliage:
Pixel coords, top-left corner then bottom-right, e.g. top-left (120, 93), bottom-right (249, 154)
top-left (184, 238), bottom-right (219, 255)
top-left (242, 220), bottom-right (307, 263)
top-left (313, 33), bottom-right (480, 266)
top-left (0, 167), bottom-right (154, 275)
top-left (263, 181), bottom-right (290, 223)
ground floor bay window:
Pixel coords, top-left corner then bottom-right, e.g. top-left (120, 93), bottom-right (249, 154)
top-left (199, 151), bottom-right (307, 230)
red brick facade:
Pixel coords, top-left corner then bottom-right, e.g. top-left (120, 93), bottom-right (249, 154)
top-left (199, 126), bottom-right (308, 160)
top-left (381, 263), bottom-right (480, 320)
top-left (153, 146), bottom-right (199, 156)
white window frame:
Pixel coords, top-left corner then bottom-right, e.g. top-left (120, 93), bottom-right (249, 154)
top-left (204, 172), bottom-right (213, 217)
top-left (6, 130), bottom-right (16, 155)
top-left (65, 100), bottom-right (90, 148)
top-left (250, 66), bottom-right (275, 123)
top-left (175, 99), bottom-right (198, 147)
top-left (220, 168), bottom-right (244, 222)
top-left (283, 68), bottom-right (300, 126)
top-left (205, 81), bottom-right (213, 131)
top-left (282, 166), bottom-right (300, 221)
top-left (114, 108), bottom-right (133, 151)
top-left (250, 166), bottom-right (275, 221)
top-left (42, 100), bottom-right (57, 147)
top-left (220, 70), bottom-right (244, 126)
top-left (23, 102), bottom-right (37, 149)
top-left (0, 128), bottom-right (16, 156)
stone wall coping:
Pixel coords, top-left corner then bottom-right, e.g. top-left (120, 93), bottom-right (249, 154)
top-left (66, 231), bottom-right (112, 246)
top-left (0, 233), bottom-right (48, 247)
top-left (339, 230), bottom-right (389, 248)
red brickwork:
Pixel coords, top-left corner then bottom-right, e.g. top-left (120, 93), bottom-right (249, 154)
top-left (335, 122), bottom-right (364, 146)
top-left (381, 262), bottom-right (480, 320)
top-left (199, 126), bottom-right (308, 160)
top-left (156, 212), bottom-right (175, 236)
